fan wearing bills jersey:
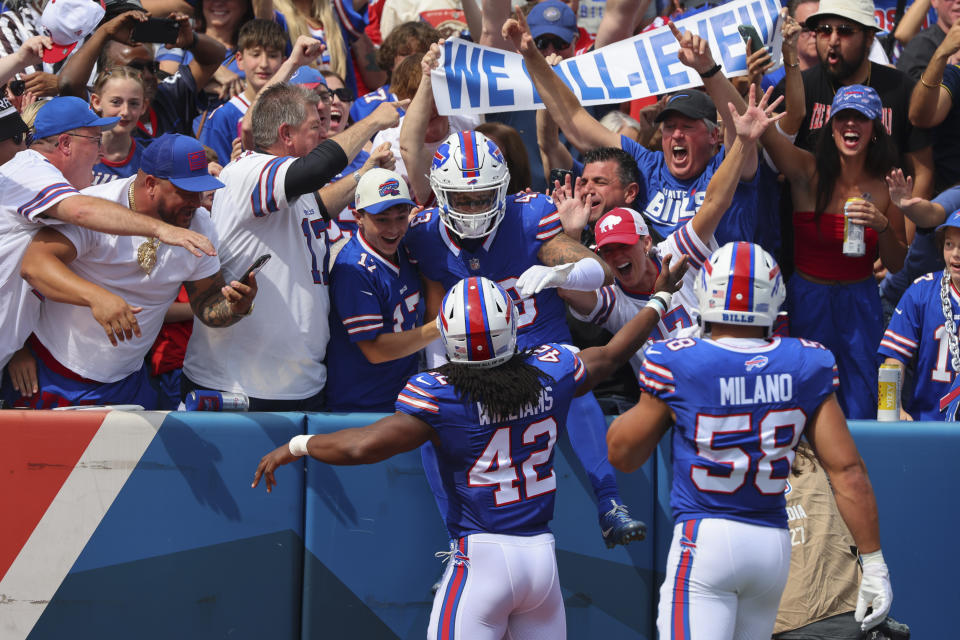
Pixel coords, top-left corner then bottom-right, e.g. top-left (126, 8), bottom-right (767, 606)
top-left (404, 129), bottom-right (647, 548)
top-left (7, 135), bottom-right (253, 409)
top-left (182, 83), bottom-right (404, 410)
top-left (254, 263), bottom-right (685, 639)
top-left (0, 97), bottom-right (215, 393)
top-left (881, 211), bottom-right (960, 420)
top-left (607, 242), bottom-right (892, 640)
top-left (326, 168), bottom-right (440, 411)
top-left (539, 87), bottom-right (780, 378)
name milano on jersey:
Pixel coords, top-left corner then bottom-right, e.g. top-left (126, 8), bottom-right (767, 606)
top-left (638, 336), bottom-right (838, 528)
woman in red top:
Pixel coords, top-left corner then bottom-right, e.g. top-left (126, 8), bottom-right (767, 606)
top-left (763, 84), bottom-right (907, 419)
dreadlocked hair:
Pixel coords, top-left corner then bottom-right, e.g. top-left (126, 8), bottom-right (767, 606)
top-left (436, 349), bottom-right (556, 422)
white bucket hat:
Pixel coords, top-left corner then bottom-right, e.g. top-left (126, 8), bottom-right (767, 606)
top-left (804, 0), bottom-right (879, 31)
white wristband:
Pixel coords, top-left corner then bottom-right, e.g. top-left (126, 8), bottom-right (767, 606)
top-left (562, 258), bottom-right (605, 291)
top-left (860, 549), bottom-right (885, 566)
top-left (289, 434), bottom-right (311, 457)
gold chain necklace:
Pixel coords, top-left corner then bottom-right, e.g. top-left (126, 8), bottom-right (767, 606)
top-left (130, 181), bottom-right (159, 275)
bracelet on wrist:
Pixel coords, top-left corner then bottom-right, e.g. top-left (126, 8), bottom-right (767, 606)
top-left (920, 74), bottom-right (940, 89)
top-left (878, 218), bottom-right (890, 234)
top-left (699, 63), bottom-right (722, 79)
top-left (785, 60), bottom-right (800, 68)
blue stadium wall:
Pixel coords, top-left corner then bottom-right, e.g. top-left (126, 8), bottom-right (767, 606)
top-left (0, 411), bottom-right (949, 639)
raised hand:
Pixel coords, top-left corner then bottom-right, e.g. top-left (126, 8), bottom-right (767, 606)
top-left (728, 84), bottom-right (785, 142)
top-left (654, 254), bottom-right (688, 294)
top-left (669, 22), bottom-right (715, 74)
top-left (421, 40), bottom-right (444, 78)
top-left (781, 10), bottom-right (802, 55)
top-left (289, 35), bottom-right (325, 67)
top-left (885, 168), bottom-right (921, 210)
top-left (503, 7), bottom-right (536, 55)
top-left (365, 141), bottom-right (396, 171)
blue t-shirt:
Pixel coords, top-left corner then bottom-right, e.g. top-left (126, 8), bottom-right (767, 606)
top-left (638, 336), bottom-right (838, 528)
top-left (620, 135), bottom-right (760, 247)
top-left (326, 234), bottom-right (424, 412)
top-left (91, 139), bottom-right (145, 185)
top-left (404, 192), bottom-right (568, 349)
top-left (396, 343), bottom-right (583, 538)
top-left (198, 95), bottom-right (249, 166)
top-left (879, 271), bottom-right (959, 421)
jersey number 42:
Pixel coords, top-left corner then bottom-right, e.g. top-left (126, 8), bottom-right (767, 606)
top-left (468, 417), bottom-right (558, 506)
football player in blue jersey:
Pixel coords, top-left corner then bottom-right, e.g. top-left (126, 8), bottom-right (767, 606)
top-left (254, 262), bottom-right (685, 639)
top-left (326, 168), bottom-right (440, 412)
top-left (402, 127), bottom-right (647, 547)
top-left (881, 211), bottom-right (960, 420)
top-left (606, 242), bottom-right (892, 639)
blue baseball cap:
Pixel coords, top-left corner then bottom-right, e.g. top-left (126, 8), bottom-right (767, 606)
top-left (527, 0), bottom-right (577, 45)
top-left (33, 96), bottom-right (119, 138)
top-left (830, 84), bottom-right (882, 121)
top-left (937, 209), bottom-right (960, 234)
top-left (290, 66), bottom-right (327, 90)
top-left (141, 134), bottom-right (225, 192)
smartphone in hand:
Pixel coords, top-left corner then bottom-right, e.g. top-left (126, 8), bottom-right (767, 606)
top-left (738, 25), bottom-right (764, 54)
top-left (132, 18), bottom-right (180, 44)
top-left (240, 254), bottom-right (271, 285)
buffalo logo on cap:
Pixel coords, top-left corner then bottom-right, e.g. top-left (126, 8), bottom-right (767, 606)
top-left (187, 150), bottom-right (206, 172)
top-left (378, 179), bottom-right (401, 197)
top-left (598, 214), bottom-right (623, 234)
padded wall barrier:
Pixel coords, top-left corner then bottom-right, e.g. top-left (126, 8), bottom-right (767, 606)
top-left (0, 412), bottom-right (950, 639)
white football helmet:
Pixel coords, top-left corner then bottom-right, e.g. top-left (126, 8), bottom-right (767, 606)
top-left (429, 130), bottom-right (510, 238)
top-left (695, 242), bottom-right (785, 331)
top-left (438, 277), bottom-right (518, 367)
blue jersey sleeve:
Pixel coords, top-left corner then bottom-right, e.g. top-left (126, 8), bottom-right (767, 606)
top-left (514, 192), bottom-right (561, 245)
top-left (395, 373), bottom-right (442, 418)
top-left (637, 341), bottom-right (679, 401)
top-left (199, 103), bottom-right (240, 166)
top-left (796, 339), bottom-right (840, 401)
top-left (879, 276), bottom-right (929, 363)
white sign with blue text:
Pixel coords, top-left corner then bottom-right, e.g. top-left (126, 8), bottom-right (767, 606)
top-left (432, 0), bottom-right (782, 116)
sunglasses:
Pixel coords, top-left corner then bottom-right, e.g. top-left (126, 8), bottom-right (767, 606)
top-left (316, 87), bottom-right (355, 103)
top-left (535, 34), bottom-right (571, 51)
top-left (814, 23), bottom-right (862, 37)
top-left (126, 59), bottom-right (160, 74)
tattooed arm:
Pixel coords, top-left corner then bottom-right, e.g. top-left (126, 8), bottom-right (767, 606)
top-left (183, 270), bottom-right (257, 327)
top-left (536, 232), bottom-right (614, 285)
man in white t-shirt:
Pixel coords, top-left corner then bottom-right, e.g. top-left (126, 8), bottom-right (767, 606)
top-left (0, 97), bottom-right (215, 396)
top-left (8, 134), bottom-right (252, 409)
top-left (183, 82), bottom-right (403, 410)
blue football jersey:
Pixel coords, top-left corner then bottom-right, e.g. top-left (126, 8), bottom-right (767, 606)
top-left (327, 234), bottom-right (424, 411)
top-left (396, 343), bottom-right (584, 538)
top-left (404, 192), bottom-right (568, 349)
top-left (878, 271), bottom-right (960, 420)
top-left (639, 336), bottom-right (839, 529)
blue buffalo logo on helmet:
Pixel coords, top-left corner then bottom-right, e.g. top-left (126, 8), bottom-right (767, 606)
top-left (378, 179), bottom-right (401, 197)
top-left (486, 138), bottom-right (505, 165)
top-left (432, 143), bottom-right (451, 171)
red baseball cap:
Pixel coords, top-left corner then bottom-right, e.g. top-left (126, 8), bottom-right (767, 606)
top-left (595, 208), bottom-right (650, 248)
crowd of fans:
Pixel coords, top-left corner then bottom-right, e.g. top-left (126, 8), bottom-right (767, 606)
top-left (0, 0), bottom-right (954, 414)
top-left (1, 0), bottom-right (939, 633)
